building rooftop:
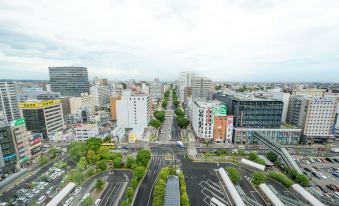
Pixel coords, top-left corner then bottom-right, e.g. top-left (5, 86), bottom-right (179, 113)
top-left (75, 123), bottom-right (98, 129)
top-left (194, 100), bottom-right (220, 108)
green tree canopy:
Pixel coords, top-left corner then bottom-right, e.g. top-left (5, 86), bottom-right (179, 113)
top-left (252, 171), bottom-right (267, 185)
top-left (87, 150), bottom-right (96, 165)
top-left (96, 160), bottom-right (107, 171)
top-left (69, 169), bottom-right (86, 185)
top-left (136, 149), bottom-right (151, 167)
top-left (149, 119), bottom-right (161, 129)
top-left (174, 108), bottom-right (185, 117)
top-left (133, 166), bottom-right (146, 180)
top-left (295, 174), bottom-right (309, 187)
top-left (226, 167), bottom-right (241, 185)
top-left (154, 111), bottom-right (166, 123)
top-left (77, 157), bottom-right (88, 171)
top-left (126, 156), bottom-right (135, 169)
top-left (113, 157), bottom-right (122, 168)
top-left (177, 116), bottom-right (190, 129)
top-left (95, 179), bottom-right (105, 190)
top-left (267, 151), bottom-right (278, 162)
top-left (98, 146), bottom-right (109, 160)
top-left (68, 142), bottom-right (88, 162)
top-left (86, 137), bottom-right (103, 152)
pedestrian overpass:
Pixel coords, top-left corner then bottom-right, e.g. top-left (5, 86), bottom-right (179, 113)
top-left (253, 131), bottom-right (302, 173)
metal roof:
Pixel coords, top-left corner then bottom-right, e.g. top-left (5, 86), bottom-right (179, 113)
top-left (164, 175), bottom-right (180, 206)
top-left (46, 182), bottom-right (76, 206)
top-left (240, 158), bottom-right (266, 171)
top-left (218, 168), bottom-right (245, 206)
top-left (259, 183), bottom-right (284, 206)
top-left (291, 184), bottom-right (325, 206)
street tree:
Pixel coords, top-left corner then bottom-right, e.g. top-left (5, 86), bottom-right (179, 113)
top-left (126, 156), bottom-right (135, 168)
top-left (96, 160), bottom-right (107, 171)
top-left (149, 119), bottom-right (161, 129)
top-left (95, 179), bottom-right (105, 190)
top-left (177, 116), bottom-right (189, 129)
top-left (114, 157), bottom-right (122, 168)
top-left (86, 137), bottom-right (102, 152)
top-left (87, 150), bottom-right (96, 164)
top-left (136, 149), bottom-right (151, 167)
top-left (68, 142), bottom-right (88, 162)
top-left (133, 166), bottom-right (146, 180)
top-left (174, 108), bottom-right (185, 117)
top-left (154, 111), bottom-right (165, 123)
top-left (98, 146), bottom-right (109, 160)
top-left (77, 157), bottom-right (88, 171)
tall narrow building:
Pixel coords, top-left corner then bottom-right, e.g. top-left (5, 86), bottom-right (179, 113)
top-left (0, 81), bottom-right (21, 123)
top-left (48, 67), bottom-right (90, 97)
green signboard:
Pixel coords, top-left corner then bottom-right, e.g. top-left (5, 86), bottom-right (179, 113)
top-left (211, 105), bottom-right (227, 125)
top-left (11, 118), bottom-right (26, 127)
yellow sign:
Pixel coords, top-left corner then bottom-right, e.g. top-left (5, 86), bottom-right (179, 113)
top-left (19, 100), bottom-right (60, 108)
top-left (128, 132), bottom-right (136, 143)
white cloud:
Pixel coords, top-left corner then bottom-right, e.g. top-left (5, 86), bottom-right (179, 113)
top-left (0, 0), bottom-right (339, 81)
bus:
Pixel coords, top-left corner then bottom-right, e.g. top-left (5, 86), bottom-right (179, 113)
top-left (101, 143), bottom-right (115, 149)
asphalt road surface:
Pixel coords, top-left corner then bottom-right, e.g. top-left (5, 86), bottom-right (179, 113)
top-left (0, 155), bottom-right (73, 203)
top-left (99, 171), bottom-right (130, 206)
top-left (133, 155), bottom-right (169, 206)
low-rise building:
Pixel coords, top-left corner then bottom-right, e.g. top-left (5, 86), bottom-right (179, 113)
top-left (233, 127), bottom-right (302, 144)
top-left (10, 118), bottom-right (31, 168)
top-left (75, 124), bottom-right (99, 141)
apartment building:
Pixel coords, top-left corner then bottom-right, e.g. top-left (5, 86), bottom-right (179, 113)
top-left (191, 77), bottom-right (212, 101)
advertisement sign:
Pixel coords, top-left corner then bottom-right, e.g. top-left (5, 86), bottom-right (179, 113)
top-left (211, 104), bottom-right (227, 125)
top-left (19, 99), bottom-right (60, 108)
top-left (11, 118), bottom-right (25, 127)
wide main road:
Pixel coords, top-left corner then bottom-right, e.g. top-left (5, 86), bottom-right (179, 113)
top-left (133, 155), bottom-right (168, 206)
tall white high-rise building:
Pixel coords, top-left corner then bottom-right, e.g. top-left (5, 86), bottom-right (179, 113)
top-left (116, 92), bottom-right (151, 130)
top-left (178, 72), bottom-right (195, 102)
top-left (0, 82), bottom-right (21, 123)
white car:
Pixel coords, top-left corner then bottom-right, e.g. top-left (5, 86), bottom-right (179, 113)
top-left (63, 197), bottom-right (74, 206)
top-left (94, 199), bottom-right (101, 206)
top-left (37, 195), bottom-right (46, 204)
top-left (73, 187), bottom-right (82, 196)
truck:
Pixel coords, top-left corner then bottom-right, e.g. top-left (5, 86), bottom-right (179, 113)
top-left (177, 141), bottom-right (184, 148)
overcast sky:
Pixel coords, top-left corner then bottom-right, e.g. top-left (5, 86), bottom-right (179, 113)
top-left (1, 0), bottom-right (339, 82)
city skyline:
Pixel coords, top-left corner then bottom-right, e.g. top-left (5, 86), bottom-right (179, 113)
top-left (1, 0), bottom-right (339, 82)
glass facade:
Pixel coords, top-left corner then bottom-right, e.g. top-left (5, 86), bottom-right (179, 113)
top-left (0, 124), bottom-right (17, 176)
top-left (49, 67), bottom-right (90, 97)
top-left (234, 128), bottom-right (301, 145)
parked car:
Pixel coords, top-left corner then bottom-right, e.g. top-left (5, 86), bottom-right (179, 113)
top-left (73, 187), bottom-right (82, 196)
top-left (63, 197), bottom-right (74, 206)
top-left (37, 195), bottom-right (46, 204)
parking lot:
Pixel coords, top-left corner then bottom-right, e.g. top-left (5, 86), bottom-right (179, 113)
top-left (295, 155), bottom-right (339, 200)
top-left (6, 166), bottom-right (66, 205)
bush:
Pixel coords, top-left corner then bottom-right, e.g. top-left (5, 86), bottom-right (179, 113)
top-left (95, 179), bottom-right (105, 190)
top-left (126, 156), bottom-right (135, 169)
top-left (80, 197), bottom-right (92, 206)
top-left (113, 157), bottom-right (122, 168)
top-left (268, 171), bottom-right (293, 188)
top-left (126, 187), bottom-right (134, 200)
top-left (226, 168), bottom-right (241, 185)
top-left (252, 171), bottom-right (267, 185)
top-left (295, 174), bottom-right (309, 187)
top-left (178, 172), bottom-right (190, 206)
top-left (267, 151), bottom-right (278, 163)
top-left (131, 178), bottom-right (138, 189)
top-left (96, 160), bottom-right (107, 171)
